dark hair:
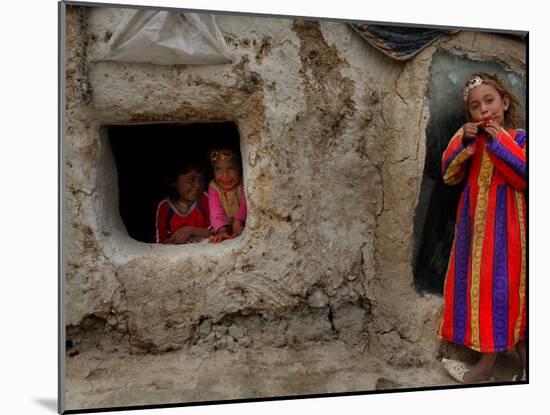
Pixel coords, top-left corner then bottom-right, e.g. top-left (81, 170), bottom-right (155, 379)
top-left (170, 159), bottom-right (206, 180)
top-left (166, 159), bottom-right (207, 201)
top-left (463, 72), bottom-right (524, 129)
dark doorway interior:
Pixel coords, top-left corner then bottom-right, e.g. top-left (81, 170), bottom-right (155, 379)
top-left (413, 53), bottom-right (526, 294)
top-left (108, 122), bottom-right (241, 243)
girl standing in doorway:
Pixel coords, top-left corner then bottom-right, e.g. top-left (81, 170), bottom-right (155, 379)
top-left (438, 73), bottom-right (526, 383)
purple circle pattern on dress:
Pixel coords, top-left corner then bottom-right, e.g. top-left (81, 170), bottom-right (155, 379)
top-left (492, 185), bottom-right (509, 351)
top-left (453, 186), bottom-right (471, 345)
top-left (515, 130), bottom-right (526, 148)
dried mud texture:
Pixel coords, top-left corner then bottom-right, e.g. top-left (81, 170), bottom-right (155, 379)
top-left (65, 341), bottom-right (451, 410)
top-left (64, 340), bottom-right (523, 411)
top-left (63, 5), bottom-right (526, 408)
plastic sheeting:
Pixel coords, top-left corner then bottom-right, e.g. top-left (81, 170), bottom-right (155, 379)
top-left (101, 10), bottom-right (235, 65)
top-left (350, 24), bottom-right (456, 61)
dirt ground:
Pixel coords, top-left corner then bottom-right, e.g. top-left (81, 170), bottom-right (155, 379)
top-left (65, 340), bottom-right (523, 411)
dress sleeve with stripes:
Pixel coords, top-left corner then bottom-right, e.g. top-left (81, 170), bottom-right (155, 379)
top-left (441, 128), bottom-right (475, 186)
top-left (485, 129), bottom-right (526, 191)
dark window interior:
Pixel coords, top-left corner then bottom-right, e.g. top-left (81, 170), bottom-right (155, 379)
top-left (413, 53), bottom-right (526, 294)
top-left (108, 122), bottom-right (241, 243)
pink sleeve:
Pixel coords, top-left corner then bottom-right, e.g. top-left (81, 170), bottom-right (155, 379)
top-left (208, 185), bottom-right (229, 232)
top-left (234, 182), bottom-right (247, 223)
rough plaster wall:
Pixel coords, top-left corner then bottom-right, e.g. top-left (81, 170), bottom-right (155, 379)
top-left (64, 6), bottom-right (526, 368)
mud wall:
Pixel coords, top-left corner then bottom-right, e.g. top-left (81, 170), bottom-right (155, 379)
top-left (64, 6), bottom-right (526, 365)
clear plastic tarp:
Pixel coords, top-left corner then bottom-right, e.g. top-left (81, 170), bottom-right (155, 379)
top-left (100, 10), bottom-right (235, 65)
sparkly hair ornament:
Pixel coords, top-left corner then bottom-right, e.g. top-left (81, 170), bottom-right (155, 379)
top-left (209, 148), bottom-right (237, 164)
top-left (463, 75), bottom-right (484, 102)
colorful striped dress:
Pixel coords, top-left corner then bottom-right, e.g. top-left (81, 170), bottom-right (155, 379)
top-left (437, 128), bottom-right (526, 353)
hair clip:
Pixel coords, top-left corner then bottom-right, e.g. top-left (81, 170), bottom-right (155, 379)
top-left (209, 149), bottom-right (236, 163)
top-left (463, 76), bottom-right (484, 102)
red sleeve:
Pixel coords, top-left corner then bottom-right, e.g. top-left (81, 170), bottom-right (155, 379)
top-left (155, 200), bottom-right (170, 243)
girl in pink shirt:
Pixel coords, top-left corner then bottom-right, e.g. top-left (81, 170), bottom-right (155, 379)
top-left (207, 147), bottom-right (247, 243)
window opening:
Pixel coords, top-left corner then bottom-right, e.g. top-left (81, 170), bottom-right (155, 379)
top-left (108, 122), bottom-right (242, 243)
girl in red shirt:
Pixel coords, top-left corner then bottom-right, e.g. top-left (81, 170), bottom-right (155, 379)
top-left (156, 161), bottom-right (211, 244)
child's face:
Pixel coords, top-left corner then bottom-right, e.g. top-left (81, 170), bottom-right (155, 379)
top-left (213, 159), bottom-right (241, 190)
top-left (174, 170), bottom-right (204, 202)
top-left (467, 83), bottom-right (510, 126)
